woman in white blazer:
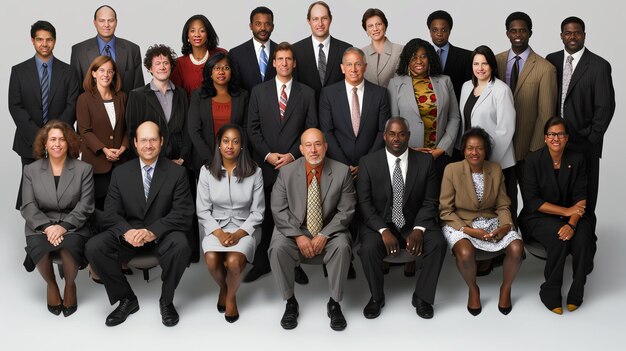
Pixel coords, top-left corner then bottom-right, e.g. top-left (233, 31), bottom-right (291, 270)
top-left (360, 8), bottom-right (403, 88)
top-left (196, 123), bottom-right (264, 323)
top-left (459, 45), bottom-right (516, 170)
top-left (388, 38), bottom-right (460, 180)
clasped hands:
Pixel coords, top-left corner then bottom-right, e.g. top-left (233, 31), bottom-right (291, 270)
top-left (266, 153), bottom-right (293, 169)
top-left (466, 225), bottom-right (509, 243)
top-left (44, 224), bottom-right (67, 247)
top-left (123, 228), bottom-right (157, 247)
top-left (214, 229), bottom-right (246, 247)
top-left (295, 234), bottom-right (328, 259)
top-left (102, 146), bottom-right (126, 162)
top-left (382, 229), bottom-right (423, 257)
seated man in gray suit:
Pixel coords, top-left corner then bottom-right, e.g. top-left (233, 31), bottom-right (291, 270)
top-left (268, 128), bottom-right (356, 331)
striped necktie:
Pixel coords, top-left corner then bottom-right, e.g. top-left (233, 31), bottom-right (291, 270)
top-left (143, 165), bottom-right (152, 200)
top-left (40, 62), bottom-right (49, 125)
top-left (259, 45), bottom-right (268, 81)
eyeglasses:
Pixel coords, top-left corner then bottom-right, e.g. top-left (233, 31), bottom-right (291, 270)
top-left (546, 132), bottom-right (568, 139)
top-left (430, 28), bottom-right (449, 34)
top-left (213, 65), bottom-right (231, 72)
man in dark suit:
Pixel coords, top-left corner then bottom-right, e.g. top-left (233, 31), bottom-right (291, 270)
top-left (357, 117), bottom-right (446, 319)
top-left (71, 5), bottom-right (144, 95)
top-left (426, 10), bottom-right (472, 104)
top-left (546, 16), bottom-right (615, 231)
top-left (86, 121), bottom-right (193, 327)
top-left (246, 42), bottom-right (318, 282)
top-left (268, 128), bottom-right (355, 331)
top-left (229, 6), bottom-right (277, 92)
top-left (292, 1), bottom-right (352, 102)
top-left (9, 20), bottom-right (79, 209)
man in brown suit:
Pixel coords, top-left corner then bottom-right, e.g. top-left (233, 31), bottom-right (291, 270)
top-left (496, 11), bottom-right (557, 220)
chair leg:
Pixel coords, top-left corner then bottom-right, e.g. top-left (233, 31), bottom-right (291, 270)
top-left (57, 263), bottom-right (64, 280)
top-left (142, 268), bottom-right (150, 282)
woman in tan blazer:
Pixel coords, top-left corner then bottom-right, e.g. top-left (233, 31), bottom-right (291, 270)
top-left (439, 127), bottom-right (523, 316)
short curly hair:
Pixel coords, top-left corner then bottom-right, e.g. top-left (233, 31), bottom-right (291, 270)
top-left (33, 120), bottom-right (81, 159)
top-left (461, 127), bottom-right (493, 161)
top-left (143, 44), bottom-right (177, 71)
top-left (396, 38), bottom-right (441, 76)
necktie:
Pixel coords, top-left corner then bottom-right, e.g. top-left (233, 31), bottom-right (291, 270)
top-left (436, 48), bottom-right (443, 68)
top-left (510, 55), bottom-right (520, 91)
top-left (143, 165), bottom-right (152, 200)
top-left (318, 43), bottom-right (326, 85)
top-left (561, 55), bottom-right (574, 117)
top-left (104, 44), bottom-right (112, 57)
top-left (279, 84), bottom-right (288, 121)
top-left (40, 63), bottom-right (49, 125)
top-left (306, 169), bottom-right (323, 236)
top-left (259, 44), bottom-right (268, 81)
top-left (391, 158), bottom-right (405, 229)
top-left (351, 86), bottom-right (360, 136)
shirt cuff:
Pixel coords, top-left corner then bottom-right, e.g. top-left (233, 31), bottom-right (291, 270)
top-left (413, 226), bottom-right (425, 232)
top-left (378, 228), bottom-right (387, 235)
top-left (264, 152), bottom-right (271, 162)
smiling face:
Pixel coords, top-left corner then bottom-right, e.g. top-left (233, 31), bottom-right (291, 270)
top-left (561, 22), bottom-right (585, 54)
top-left (46, 128), bottom-right (68, 161)
top-left (273, 49), bottom-right (296, 81)
top-left (149, 54), bottom-right (172, 82)
top-left (219, 128), bottom-right (242, 163)
top-left (299, 129), bottom-right (327, 166)
top-left (464, 136), bottom-right (486, 170)
top-left (92, 60), bottom-right (115, 90)
top-left (383, 120), bottom-right (410, 157)
top-left (187, 19), bottom-right (207, 49)
top-left (544, 123), bottom-right (569, 154)
top-left (211, 58), bottom-right (231, 87)
top-left (93, 6), bottom-right (117, 41)
top-left (472, 54), bottom-right (492, 83)
top-left (341, 51), bottom-right (366, 86)
top-left (307, 4), bottom-right (331, 40)
top-left (409, 47), bottom-right (429, 77)
top-left (134, 122), bottom-right (163, 165)
top-left (250, 13), bottom-right (274, 43)
top-left (506, 19), bottom-right (531, 54)
top-left (32, 30), bottom-right (55, 60)
top-left (365, 15), bottom-right (386, 41)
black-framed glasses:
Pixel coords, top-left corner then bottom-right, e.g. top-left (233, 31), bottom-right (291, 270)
top-left (546, 132), bottom-right (568, 139)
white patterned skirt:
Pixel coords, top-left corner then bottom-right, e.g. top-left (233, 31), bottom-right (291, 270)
top-left (442, 217), bottom-right (522, 252)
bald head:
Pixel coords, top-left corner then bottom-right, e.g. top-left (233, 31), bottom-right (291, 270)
top-left (299, 128), bottom-right (327, 166)
top-left (134, 121), bottom-right (163, 164)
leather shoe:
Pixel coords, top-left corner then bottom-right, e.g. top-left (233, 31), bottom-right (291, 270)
top-left (217, 304), bottom-right (226, 313)
top-left (363, 296), bottom-right (385, 319)
top-left (62, 304), bottom-right (77, 317)
top-left (327, 300), bottom-right (347, 331)
top-left (47, 302), bottom-right (63, 316)
top-left (412, 293), bottom-right (434, 319)
top-left (498, 305), bottom-right (512, 315)
top-left (347, 262), bottom-right (356, 280)
top-left (295, 266), bottom-right (309, 285)
top-left (243, 266), bottom-right (270, 283)
top-left (105, 298), bottom-right (139, 327)
top-left (160, 302), bottom-right (179, 327)
top-left (467, 305), bottom-right (482, 316)
top-left (225, 314), bottom-right (239, 323)
top-left (280, 299), bottom-right (299, 330)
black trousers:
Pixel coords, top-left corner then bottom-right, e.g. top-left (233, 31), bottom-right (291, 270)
top-left (250, 185), bottom-right (274, 271)
top-left (358, 225), bottom-right (446, 304)
top-left (86, 230), bottom-right (191, 305)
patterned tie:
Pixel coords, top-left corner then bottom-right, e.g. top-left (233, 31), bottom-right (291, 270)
top-left (104, 44), bottom-right (112, 58)
top-left (510, 55), bottom-right (520, 91)
top-left (143, 165), bottom-right (152, 200)
top-left (561, 55), bottom-right (574, 117)
top-left (318, 43), bottom-right (326, 85)
top-left (279, 84), bottom-right (288, 121)
top-left (351, 86), bottom-right (360, 136)
top-left (306, 169), bottom-right (323, 236)
top-left (436, 48), bottom-right (443, 68)
top-left (259, 44), bottom-right (268, 81)
top-left (391, 158), bottom-right (405, 229)
top-left (40, 62), bottom-right (49, 125)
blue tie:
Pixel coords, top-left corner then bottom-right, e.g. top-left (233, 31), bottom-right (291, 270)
top-left (259, 45), bottom-right (268, 81)
top-left (104, 44), bottom-right (112, 58)
top-left (143, 165), bottom-right (152, 200)
top-left (40, 62), bottom-right (49, 125)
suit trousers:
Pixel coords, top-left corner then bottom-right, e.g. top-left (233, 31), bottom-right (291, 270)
top-left (358, 226), bottom-right (446, 304)
top-left (86, 230), bottom-right (191, 305)
top-left (268, 232), bottom-right (351, 302)
top-left (525, 215), bottom-right (596, 308)
top-left (251, 185), bottom-right (274, 271)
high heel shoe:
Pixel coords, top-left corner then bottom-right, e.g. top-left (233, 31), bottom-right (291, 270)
top-left (550, 307), bottom-right (563, 315)
top-left (498, 305), bottom-right (512, 315)
top-left (217, 304), bottom-right (226, 313)
top-left (225, 314), bottom-right (239, 323)
top-left (567, 304), bottom-right (579, 312)
top-left (467, 305), bottom-right (482, 316)
top-left (62, 304), bottom-right (77, 317)
top-left (48, 303), bottom-right (63, 316)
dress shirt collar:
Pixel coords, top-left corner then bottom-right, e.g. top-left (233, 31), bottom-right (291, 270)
top-left (275, 77), bottom-right (293, 97)
top-left (97, 35), bottom-right (117, 60)
top-left (434, 42), bottom-right (450, 68)
top-left (34, 55), bottom-right (54, 79)
top-left (252, 38), bottom-right (269, 58)
top-left (507, 46), bottom-right (531, 63)
top-left (305, 160), bottom-right (325, 185)
top-left (563, 47), bottom-right (585, 71)
top-left (344, 79), bottom-right (365, 92)
top-left (385, 148), bottom-right (409, 182)
top-left (312, 35), bottom-right (330, 49)
top-left (150, 79), bottom-right (175, 92)
top-left (139, 157), bottom-right (159, 172)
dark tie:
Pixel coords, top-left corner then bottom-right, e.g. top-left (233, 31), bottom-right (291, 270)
top-left (391, 158), bottom-right (405, 229)
top-left (104, 44), bottom-right (112, 57)
top-left (279, 84), bottom-right (288, 121)
top-left (306, 169), bottom-right (323, 236)
top-left (259, 44), bottom-right (268, 81)
top-left (351, 87), bottom-right (360, 136)
top-left (561, 55), bottom-right (574, 117)
top-left (40, 62), bottom-right (49, 125)
top-left (510, 55), bottom-right (520, 91)
top-left (436, 48), bottom-right (443, 68)
top-left (143, 165), bottom-right (152, 200)
top-left (318, 43), bottom-right (326, 85)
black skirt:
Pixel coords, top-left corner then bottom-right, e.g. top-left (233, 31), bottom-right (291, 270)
top-left (23, 233), bottom-right (88, 272)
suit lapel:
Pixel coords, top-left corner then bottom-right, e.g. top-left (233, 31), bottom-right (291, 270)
top-left (145, 159), bottom-right (168, 211)
top-left (39, 160), bottom-right (58, 208)
top-left (56, 158), bottom-right (76, 204)
top-left (48, 59), bottom-right (63, 102)
top-left (28, 58), bottom-right (43, 107)
top-left (320, 161), bottom-right (333, 207)
top-left (482, 163), bottom-right (495, 207)
top-left (566, 50), bottom-right (590, 97)
top-left (515, 52), bottom-right (536, 96)
top-left (145, 87), bottom-right (167, 123)
top-left (338, 84), bottom-right (354, 137)
top-left (472, 81), bottom-right (494, 116)
top-left (462, 160), bottom-right (481, 209)
top-left (325, 37), bottom-right (342, 85)
top-left (358, 83), bottom-right (374, 138)
top-left (246, 39), bottom-right (262, 81)
top-left (403, 151), bottom-right (418, 205)
top-left (375, 40), bottom-right (393, 76)
top-left (540, 148), bottom-right (562, 199)
top-left (282, 82), bottom-right (301, 124)
top-left (294, 161), bottom-right (308, 221)
top-left (115, 39), bottom-right (128, 77)
top-left (399, 76), bottom-right (420, 117)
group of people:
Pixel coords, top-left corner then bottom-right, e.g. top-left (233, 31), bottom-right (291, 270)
top-left (10, 1), bottom-right (613, 331)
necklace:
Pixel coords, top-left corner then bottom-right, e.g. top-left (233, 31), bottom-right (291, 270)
top-left (552, 159), bottom-right (561, 167)
top-left (189, 50), bottom-right (209, 65)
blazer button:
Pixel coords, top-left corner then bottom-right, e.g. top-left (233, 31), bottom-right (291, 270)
top-left (109, 135), bottom-right (114, 140)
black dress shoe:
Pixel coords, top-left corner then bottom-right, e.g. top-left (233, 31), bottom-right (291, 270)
top-left (47, 303), bottom-right (63, 316)
top-left (467, 305), bottom-right (482, 316)
top-left (280, 299), bottom-right (299, 330)
top-left (160, 302), bottom-right (179, 327)
top-left (217, 304), bottom-right (226, 313)
top-left (363, 296), bottom-right (385, 319)
top-left (498, 305), bottom-right (512, 315)
top-left (105, 298), bottom-right (139, 327)
top-left (327, 300), bottom-right (347, 331)
top-left (295, 266), bottom-right (309, 285)
top-left (225, 314), bottom-right (239, 323)
top-left (62, 304), bottom-right (77, 317)
top-left (347, 262), bottom-right (356, 280)
top-left (243, 266), bottom-right (270, 283)
top-left (412, 293), bottom-right (434, 319)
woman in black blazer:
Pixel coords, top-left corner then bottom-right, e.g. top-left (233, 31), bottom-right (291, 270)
top-left (519, 116), bottom-right (596, 315)
top-left (188, 52), bottom-right (248, 174)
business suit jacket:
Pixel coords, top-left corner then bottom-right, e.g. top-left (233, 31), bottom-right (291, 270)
top-left (496, 50), bottom-right (557, 161)
top-left (21, 158), bottom-right (94, 237)
top-left (442, 43), bottom-right (473, 103)
top-left (271, 157), bottom-right (356, 238)
top-left (292, 36), bottom-right (352, 101)
top-left (387, 74), bottom-right (460, 155)
top-left (546, 48), bottom-right (615, 158)
top-left (459, 78), bottom-right (516, 169)
top-left (361, 39), bottom-right (403, 88)
top-left (126, 84), bottom-right (191, 164)
top-left (439, 160), bottom-right (513, 231)
top-left (9, 56), bottom-right (79, 158)
top-left (187, 90), bottom-right (248, 172)
top-left (76, 90), bottom-right (129, 174)
top-left (229, 39), bottom-right (278, 92)
top-left (70, 36), bottom-right (144, 95)
top-left (247, 79), bottom-right (318, 185)
top-left (319, 80), bottom-right (390, 166)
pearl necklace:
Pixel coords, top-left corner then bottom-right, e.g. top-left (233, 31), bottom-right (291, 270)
top-left (189, 51), bottom-right (209, 66)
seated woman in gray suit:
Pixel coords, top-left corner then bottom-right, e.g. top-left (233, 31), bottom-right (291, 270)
top-left (196, 124), bottom-right (264, 323)
top-left (387, 38), bottom-right (460, 181)
top-left (439, 127), bottom-right (523, 316)
top-left (20, 120), bottom-right (94, 317)
top-left (360, 8), bottom-right (403, 88)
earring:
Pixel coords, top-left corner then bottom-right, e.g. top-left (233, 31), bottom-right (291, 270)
top-left (45, 148), bottom-right (48, 158)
